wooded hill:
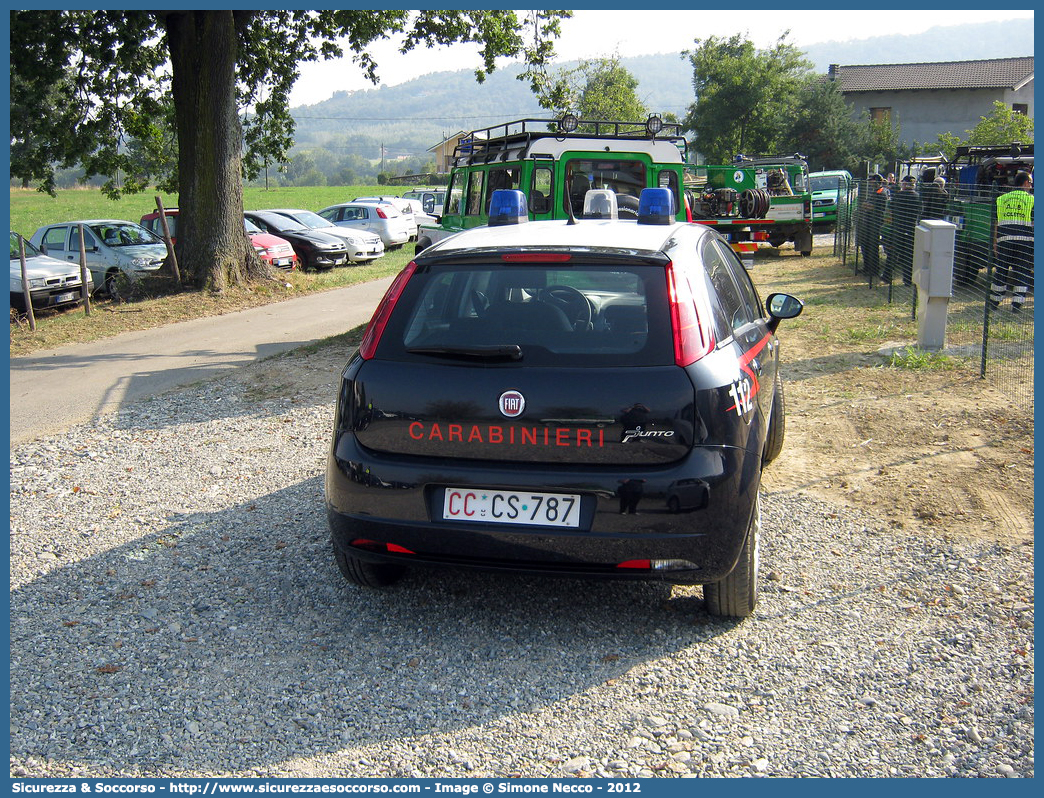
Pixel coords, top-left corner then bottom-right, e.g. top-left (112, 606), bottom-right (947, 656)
top-left (287, 20), bottom-right (1033, 165)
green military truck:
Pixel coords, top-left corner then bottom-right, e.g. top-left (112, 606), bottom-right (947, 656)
top-left (685, 155), bottom-right (814, 256)
top-left (415, 115), bottom-right (689, 253)
top-left (942, 143), bottom-right (1034, 285)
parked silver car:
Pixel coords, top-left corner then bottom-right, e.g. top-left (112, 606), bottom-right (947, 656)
top-left (264, 208), bottom-right (385, 264)
top-left (30, 220), bottom-right (167, 296)
top-left (317, 201), bottom-right (412, 249)
top-left (10, 232), bottom-right (93, 311)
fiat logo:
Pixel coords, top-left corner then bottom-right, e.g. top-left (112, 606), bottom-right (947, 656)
top-left (499, 390), bottom-right (525, 418)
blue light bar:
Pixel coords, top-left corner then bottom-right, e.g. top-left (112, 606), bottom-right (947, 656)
top-left (488, 189), bottom-right (528, 226)
top-left (637, 188), bottom-right (676, 225)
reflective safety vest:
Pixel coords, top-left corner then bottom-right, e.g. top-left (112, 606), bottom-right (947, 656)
top-left (996, 189), bottom-right (1034, 245)
top-left (996, 189), bottom-right (1034, 225)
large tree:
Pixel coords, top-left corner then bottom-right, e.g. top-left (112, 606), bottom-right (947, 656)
top-left (10, 10), bottom-right (569, 291)
top-left (682, 32), bottom-right (812, 163)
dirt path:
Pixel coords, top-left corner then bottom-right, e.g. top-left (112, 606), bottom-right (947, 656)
top-left (752, 246), bottom-right (1033, 547)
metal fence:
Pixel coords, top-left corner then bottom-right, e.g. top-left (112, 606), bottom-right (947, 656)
top-left (837, 178), bottom-right (1033, 406)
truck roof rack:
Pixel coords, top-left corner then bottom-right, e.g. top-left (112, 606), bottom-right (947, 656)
top-left (730, 154), bottom-right (808, 167)
top-left (952, 143), bottom-right (1033, 160)
top-left (452, 116), bottom-right (686, 165)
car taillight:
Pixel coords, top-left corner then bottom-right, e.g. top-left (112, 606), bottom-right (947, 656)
top-left (375, 207), bottom-right (388, 219)
top-left (358, 261), bottom-right (418, 360)
top-left (665, 261), bottom-right (714, 366)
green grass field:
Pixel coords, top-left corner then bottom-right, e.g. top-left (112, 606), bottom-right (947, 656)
top-left (9, 185), bottom-right (395, 238)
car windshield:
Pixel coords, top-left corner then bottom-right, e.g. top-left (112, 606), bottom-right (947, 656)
top-left (10, 232), bottom-right (41, 259)
top-left (385, 262), bottom-right (673, 367)
top-left (285, 210), bottom-right (331, 229)
top-left (90, 223), bottom-right (162, 247)
top-left (810, 176), bottom-right (845, 192)
top-left (258, 215), bottom-right (305, 232)
top-left (244, 219), bottom-right (263, 234)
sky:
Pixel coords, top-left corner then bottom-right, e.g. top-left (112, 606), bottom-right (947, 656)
top-left (288, 8), bottom-right (1035, 107)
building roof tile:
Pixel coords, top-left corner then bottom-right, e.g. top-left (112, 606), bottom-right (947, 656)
top-left (829, 56), bottom-right (1033, 93)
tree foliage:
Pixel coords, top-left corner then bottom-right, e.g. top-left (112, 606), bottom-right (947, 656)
top-left (965, 101), bottom-right (1035, 148)
top-left (534, 55), bottom-right (648, 123)
top-left (682, 33), bottom-right (812, 163)
top-left (10, 9), bottom-right (569, 291)
top-left (782, 78), bottom-right (868, 172)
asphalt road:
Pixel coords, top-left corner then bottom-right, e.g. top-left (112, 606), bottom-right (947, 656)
top-left (8, 277), bottom-right (394, 446)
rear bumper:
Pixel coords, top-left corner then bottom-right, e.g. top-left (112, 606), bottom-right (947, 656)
top-left (325, 435), bottom-right (761, 584)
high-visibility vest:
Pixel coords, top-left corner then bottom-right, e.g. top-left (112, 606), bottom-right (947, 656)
top-left (996, 189), bottom-right (1034, 226)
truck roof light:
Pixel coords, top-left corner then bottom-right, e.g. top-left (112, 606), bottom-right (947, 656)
top-left (637, 188), bottom-right (676, 225)
top-left (488, 190), bottom-right (528, 226)
top-left (583, 189), bottom-right (618, 220)
top-left (559, 113), bottom-right (579, 133)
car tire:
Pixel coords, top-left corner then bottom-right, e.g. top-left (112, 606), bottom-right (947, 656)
top-left (415, 238), bottom-right (431, 255)
top-left (704, 493), bottom-right (760, 618)
top-left (334, 548), bottom-right (406, 588)
top-left (103, 269), bottom-right (129, 299)
top-left (762, 371), bottom-right (786, 466)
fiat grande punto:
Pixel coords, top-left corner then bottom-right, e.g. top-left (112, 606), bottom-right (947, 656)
top-left (325, 188), bottom-right (802, 617)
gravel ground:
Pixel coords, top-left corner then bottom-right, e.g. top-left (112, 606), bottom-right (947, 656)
top-left (9, 350), bottom-right (1034, 779)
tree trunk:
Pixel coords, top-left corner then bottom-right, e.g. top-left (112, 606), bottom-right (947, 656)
top-left (164, 10), bottom-right (269, 291)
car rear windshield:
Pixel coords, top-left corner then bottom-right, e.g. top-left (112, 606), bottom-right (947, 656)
top-left (377, 260), bottom-right (675, 367)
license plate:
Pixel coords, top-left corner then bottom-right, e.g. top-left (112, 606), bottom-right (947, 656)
top-left (273, 258), bottom-right (290, 266)
top-left (442, 488), bottom-right (580, 528)
top-left (54, 292), bottom-right (76, 304)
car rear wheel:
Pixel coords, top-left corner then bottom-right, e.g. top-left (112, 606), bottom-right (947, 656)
top-left (762, 371), bottom-right (786, 466)
top-left (334, 548), bottom-right (406, 588)
top-left (704, 493), bottom-right (760, 618)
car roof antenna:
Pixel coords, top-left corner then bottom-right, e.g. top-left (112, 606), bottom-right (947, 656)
top-left (566, 176), bottom-right (579, 225)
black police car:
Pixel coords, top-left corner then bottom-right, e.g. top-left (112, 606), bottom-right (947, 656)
top-left (325, 188), bottom-right (802, 617)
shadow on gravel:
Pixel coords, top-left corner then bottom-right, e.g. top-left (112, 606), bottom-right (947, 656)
top-left (10, 475), bottom-right (736, 775)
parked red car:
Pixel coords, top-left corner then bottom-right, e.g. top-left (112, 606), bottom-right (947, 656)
top-left (139, 209), bottom-right (298, 270)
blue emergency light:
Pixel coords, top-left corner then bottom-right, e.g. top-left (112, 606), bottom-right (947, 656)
top-left (637, 188), bottom-right (676, 225)
top-left (488, 189), bottom-right (529, 226)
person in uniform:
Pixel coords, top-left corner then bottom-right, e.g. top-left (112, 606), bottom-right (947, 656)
top-left (858, 174), bottom-right (889, 277)
top-left (992, 170), bottom-right (1034, 313)
top-left (884, 175), bottom-right (922, 285)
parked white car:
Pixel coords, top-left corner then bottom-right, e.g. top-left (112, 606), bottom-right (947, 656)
top-left (10, 231), bottom-right (93, 311)
top-left (399, 198), bottom-right (438, 234)
top-left (352, 196), bottom-right (421, 239)
top-left (264, 208), bottom-right (385, 264)
top-left (30, 219), bottom-right (167, 296)
top-left (400, 188), bottom-right (447, 216)
top-left (317, 201), bottom-right (412, 249)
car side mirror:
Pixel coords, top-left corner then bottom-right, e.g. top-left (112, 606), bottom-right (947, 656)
top-left (765, 292), bottom-right (803, 332)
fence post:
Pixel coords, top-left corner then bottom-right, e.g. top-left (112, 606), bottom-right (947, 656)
top-left (18, 236), bottom-right (36, 331)
top-left (155, 195), bottom-right (182, 285)
top-left (77, 224), bottom-right (91, 316)
top-left (981, 260), bottom-right (992, 379)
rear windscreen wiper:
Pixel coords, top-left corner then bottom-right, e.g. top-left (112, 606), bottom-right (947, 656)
top-left (406, 344), bottom-right (523, 361)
